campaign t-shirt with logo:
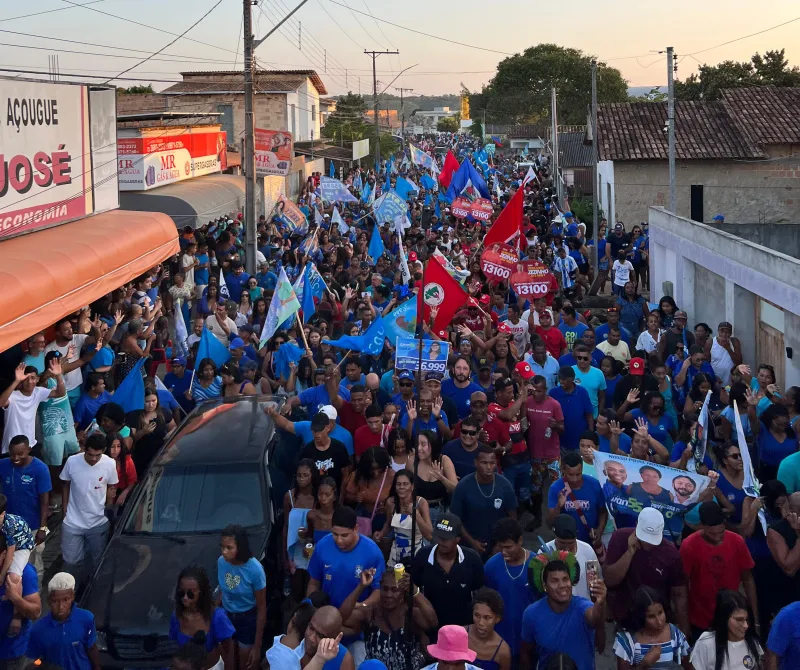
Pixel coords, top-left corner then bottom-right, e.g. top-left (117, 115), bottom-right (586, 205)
top-left (298, 439), bottom-right (351, 489)
top-left (548, 475), bottom-right (606, 543)
top-left (217, 556), bottom-right (266, 613)
top-left (0, 458), bottom-right (52, 532)
top-left (558, 321), bottom-right (588, 351)
top-left (450, 473), bottom-right (517, 546)
top-left (488, 400), bottom-right (527, 461)
top-left (307, 533), bottom-right (385, 608)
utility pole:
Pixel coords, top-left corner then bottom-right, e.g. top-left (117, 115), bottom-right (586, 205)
top-left (667, 46), bottom-right (676, 213)
top-left (396, 86), bottom-right (414, 144)
top-left (590, 59), bottom-right (599, 273)
top-left (550, 86), bottom-right (562, 204)
top-left (365, 49), bottom-right (399, 168)
top-left (298, 22), bottom-right (302, 50)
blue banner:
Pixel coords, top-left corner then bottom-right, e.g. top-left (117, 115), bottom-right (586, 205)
top-left (384, 299), bottom-right (417, 344)
top-left (319, 176), bottom-right (358, 203)
top-left (395, 337), bottom-right (449, 373)
top-left (373, 191), bottom-right (408, 223)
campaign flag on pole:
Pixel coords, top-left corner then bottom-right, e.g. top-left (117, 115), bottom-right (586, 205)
top-left (329, 161), bottom-right (335, 178)
top-left (695, 390), bottom-right (712, 472)
top-left (368, 223), bottom-right (385, 260)
top-left (320, 176), bottom-right (358, 203)
top-left (361, 182), bottom-right (372, 204)
top-left (733, 400), bottom-right (759, 495)
top-left (523, 166), bottom-right (538, 186)
top-left (434, 197), bottom-right (441, 219)
top-left (261, 268), bottom-right (300, 346)
top-left (432, 248), bottom-right (470, 284)
top-left (484, 184), bottom-right (524, 248)
top-left (273, 341), bottom-right (306, 380)
top-left (418, 254), bottom-right (468, 332)
top-left (420, 174), bottom-right (437, 190)
top-left (332, 206), bottom-right (349, 235)
top-left (395, 337), bottom-right (450, 373)
top-left (326, 315), bottom-right (386, 355)
top-left (475, 149), bottom-right (490, 175)
top-left (424, 193), bottom-right (432, 207)
top-left (373, 191), bottom-right (408, 223)
top-left (301, 264), bottom-right (316, 319)
top-left (218, 271), bottom-right (231, 301)
top-left (384, 300), bottom-right (417, 343)
top-left (394, 177), bottom-right (418, 201)
top-left (444, 158), bottom-right (491, 201)
top-left (196, 327), bottom-right (231, 369)
top-left (112, 358), bottom-right (147, 412)
top-left (409, 144), bottom-right (438, 173)
top-left (438, 150), bottom-right (460, 188)
top-left (293, 263), bottom-right (329, 307)
top-left (174, 301), bottom-right (190, 357)
top-left (314, 206), bottom-right (324, 227)
top-left (354, 173), bottom-right (363, 192)
top-left (272, 195), bottom-right (309, 234)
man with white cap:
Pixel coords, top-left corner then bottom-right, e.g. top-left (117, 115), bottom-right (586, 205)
top-left (603, 507), bottom-right (689, 634)
top-left (266, 403), bottom-right (354, 457)
top-left (27, 572), bottom-right (100, 670)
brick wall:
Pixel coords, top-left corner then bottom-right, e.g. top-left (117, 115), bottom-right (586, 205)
top-left (116, 93), bottom-right (169, 114)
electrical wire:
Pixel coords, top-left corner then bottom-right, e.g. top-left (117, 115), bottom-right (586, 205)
top-left (0, 0), bottom-right (107, 24)
top-left (687, 15), bottom-right (800, 57)
top-left (360, 0), bottom-right (395, 50)
top-left (315, 0), bottom-right (366, 50)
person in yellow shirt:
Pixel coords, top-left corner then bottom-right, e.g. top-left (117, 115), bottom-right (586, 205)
top-left (597, 327), bottom-right (631, 365)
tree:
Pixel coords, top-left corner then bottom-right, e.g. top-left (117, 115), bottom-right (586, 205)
top-left (628, 87), bottom-right (667, 102)
top-left (437, 116), bottom-right (459, 132)
top-left (117, 84), bottom-right (154, 94)
top-left (470, 44), bottom-right (628, 125)
top-left (469, 120), bottom-right (484, 140)
top-left (675, 49), bottom-right (800, 101)
top-left (322, 92), bottom-right (370, 145)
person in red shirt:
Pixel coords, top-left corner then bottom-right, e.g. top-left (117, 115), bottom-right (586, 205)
top-left (353, 405), bottom-right (384, 462)
top-left (325, 373), bottom-right (367, 435)
top-left (107, 433), bottom-right (137, 507)
top-left (535, 311), bottom-right (568, 359)
top-left (526, 375), bottom-right (565, 523)
top-left (680, 501), bottom-right (759, 643)
top-left (453, 391), bottom-right (511, 455)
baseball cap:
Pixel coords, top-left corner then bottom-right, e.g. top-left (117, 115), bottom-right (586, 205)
top-left (229, 337), bottom-right (245, 350)
top-left (553, 513), bottom-right (577, 540)
top-left (558, 365), bottom-right (576, 379)
top-left (425, 372), bottom-right (444, 382)
top-left (699, 501), bottom-right (726, 526)
top-left (614, 223), bottom-right (624, 230)
top-left (171, 356), bottom-right (187, 367)
top-left (310, 412), bottom-right (329, 432)
top-left (408, 251), bottom-right (418, 262)
top-left (514, 361), bottom-right (534, 379)
top-left (477, 357), bottom-right (491, 370)
top-left (674, 310), bottom-right (688, 320)
top-left (630, 357), bottom-right (645, 376)
top-left (437, 329), bottom-right (448, 339)
top-left (636, 508), bottom-right (664, 544)
top-left (432, 512), bottom-right (462, 541)
top-left (479, 294), bottom-right (491, 305)
top-left (718, 321), bottom-right (733, 331)
top-left (398, 370), bottom-right (415, 381)
top-left (494, 377), bottom-right (514, 392)
top-left (241, 360), bottom-right (258, 372)
top-left (713, 214), bottom-right (725, 221)
top-left (564, 211), bottom-right (574, 218)
top-left (320, 405), bottom-right (338, 421)
top-left (497, 322), bottom-right (513, 335)
top-left (360, 261), bottom-right (371, 270)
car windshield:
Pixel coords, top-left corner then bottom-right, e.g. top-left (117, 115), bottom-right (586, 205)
top-left (123, 464), bottom-right (264, 534)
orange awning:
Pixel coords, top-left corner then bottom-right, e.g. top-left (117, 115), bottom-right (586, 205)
top-left (0, 210), bottom-right (178, 352)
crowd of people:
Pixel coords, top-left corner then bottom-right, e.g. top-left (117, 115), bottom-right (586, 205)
top-left (1, 132), bottom-right (799, 670)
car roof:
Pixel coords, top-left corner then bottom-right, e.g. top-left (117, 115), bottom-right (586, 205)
top-left (152, 396), bottom-right (278, 467)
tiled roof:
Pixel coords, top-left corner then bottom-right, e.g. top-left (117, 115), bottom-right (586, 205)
top-left (506, 124), bottom-right (549, 139)
top-left (162, 70), bottom-right (327, 96)
top-left (558, 131), bottom-right (594, 167)
top-left (597, 101), bottom-right (765, 161)
top-left (721, 86), bottom-right (800, 145)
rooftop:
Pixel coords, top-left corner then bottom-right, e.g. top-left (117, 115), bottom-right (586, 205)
top-left (721, 86), bottom-right (800, 145)
top-left (506, 124), bottom-right (549, 139)
top-left (162, 69), bottom-right (327, 96)
top-left (558, 131), bottom-right (594, 167)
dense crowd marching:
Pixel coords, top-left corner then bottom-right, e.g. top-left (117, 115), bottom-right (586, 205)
top-left (1, 133), bottom-right (800, 670)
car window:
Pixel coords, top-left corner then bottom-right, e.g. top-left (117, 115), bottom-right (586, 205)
top-left (124, 464), bottom-right (264, 534)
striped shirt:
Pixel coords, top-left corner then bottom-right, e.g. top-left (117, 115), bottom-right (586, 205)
top-left (192, 376), bottom-right (223, 402)
top-left (614, 624), bottom-right (689, 670)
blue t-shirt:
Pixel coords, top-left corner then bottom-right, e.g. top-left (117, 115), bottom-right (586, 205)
top-left (548, 475), bottom-right (606, 543)
top-left (0, 457), bottom-right (52, 532)
top-left (169, 607), bottom-right (235, 652)
top-left (72, 390), bottom-right (112, 430)
top-left (548, 385), bottom-right (593, 450)
top-left (0, 564), bottom-right (37, 659)
top-left (256, 270), bottom-right (278, 292)
top-left (757, 424), bottom-right (799, 468)
top-left (767, 601), bottom-right (800, 670)
top-left (604, 374), bottom-right (622, 410)
top-left (558, 352), bottom-right (603, 369)
top-left (572, 366), bottom-right (606, 418)
top-left (27, 606), bottom-right (97, 670)
top-left (294, 421), bottom-right (354, 456)
top-left (450, 473), bottom-right (518, 545)
top-left (195, 253), bottom-right (210, 286)
top-left (598, 432), bottom-right (632, 454)
top-left (558, 322), bottom-right (588, 351)
top-left (164, 371), bottom-right (194, 414)
top-left (715, 469), bottom-right (747, 524)
top-left (595, 323), bottom-right (632, 346)
top-left (298, 385), bottom-right (335, 416)
top-left (442, 439), bottom-right (479, 480)
top-left (441, 379), bottom-right (483, 419)
top-left (630, 409), bottom-right (675, 450)
top-left (484, 552), bottom-right (536, 657)
top-left (307, 533), bottom-right (385, 608)
top-left (400, 413), bottom-right (449, 441)
top-left (24, 353), bottom-right (46, 374)
top-left (156, 389), bottom-right (180, 416)
top-left (85, 346), bottom-right (114, 374)
top-left (217, 556), bottom-right (267, 613)
top-left (521, 596), bottom-right (595, 670)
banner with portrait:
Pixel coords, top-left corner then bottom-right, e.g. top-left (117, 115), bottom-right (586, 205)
top-left (592, 451), bottom-right (711, 541)
top-left (395, 337), bottom-right (450, 373)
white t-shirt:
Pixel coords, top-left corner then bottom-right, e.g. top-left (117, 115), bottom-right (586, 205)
top-left (523, 308), bottom-right (555, 327)
top-left (635, 330), bottom-right (662, 354)
top-left (690, 632), bottom-right (763, 670)
top-left (597, 339), bottom-right (631, 364)
top-left (543, 539), bottom-right (599, 601)
top-left (503, 318), bottom-right (530, 352)
top-left (60, 453), bottom-right (119, 529)
top-left (181, 253), bottom-right (195, 288)
top-left (613, 260), bottom-right (634, 286)
top-left (205, 315), bottom-right (238, 344)
top-left (1, 387), bottom-right (52, 453)
top-left (44, 334), bottom-right (88, 392)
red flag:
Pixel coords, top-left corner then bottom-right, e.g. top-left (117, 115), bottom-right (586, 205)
top-left (484, 184), bottom-right (524, 248)
top-left (418, 257), bottom-right (468, 333)
top-left (438, 150), bottom-right (459, 188)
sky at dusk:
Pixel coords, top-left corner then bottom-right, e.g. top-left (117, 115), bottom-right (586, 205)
top-left (1, 0), bottom-right (798, 97)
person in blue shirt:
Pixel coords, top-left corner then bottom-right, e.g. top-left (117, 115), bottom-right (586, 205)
top-left (548, 367), bottom-right (594, 451)
top-left (627, 393), bottom-right (677, 452)
top-left (595, 308), bottom-right (633, 346)
top-left (557, 306), bottom-right (588, 351)
top-left (194, 242), bottom-right (210, 294)
top-left (564, 212), bottom-right (580, 237)
top-left (255, 262), bottom-right (278, 292)
top-left (571, 344), bottom-right (606, 418)
top-left (27, 571), bottom-right (100, 670)
top-left (164, 357), bottom-right (195, 415)
top-left (596, 410), bottom-right (632, 454)
top-left (269, 404), bottom-right (355, 456)
top-left (441, 357), bottom-right (483, 419)
top-left (547, 451), bottom-right (607, 545)
top-left (0, 537), bottom-right (40, 666)
top-left (767, 601), bottom-right (800, 670)
top-left (72, 373), bottom-right (112, 432)
top-left (520, 555), bottom-right (607, 670)
top-left (224, 261), bottom-right (250, 302)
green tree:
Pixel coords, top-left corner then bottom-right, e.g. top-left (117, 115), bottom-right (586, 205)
top-left (437, 116), bottom-right (460, 132)
top-left (322, 91), bottom-right (369, 144)
top-left (628, 86), bottom-right (667, 102)
top-left (470, 44), bottom-right (628, 125)
top-left (469, 120), bottom-right (484, 139)
top-left (117, 84), bottom-right (154, 94)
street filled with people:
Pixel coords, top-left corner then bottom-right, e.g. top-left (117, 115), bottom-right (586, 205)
top-left (3, 132), bottom-right (800, 670)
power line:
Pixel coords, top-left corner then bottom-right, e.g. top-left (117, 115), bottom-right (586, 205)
top-left (360, 0), bottom-right (395, 50)
top-left (687, 15), bottom-right (800, 57)
top-left (0, 0), bottom-right (107, 23)
top-left (333, 0), bottom-right (373, 46)
top-left (315, 0), bottom-right (366, 50)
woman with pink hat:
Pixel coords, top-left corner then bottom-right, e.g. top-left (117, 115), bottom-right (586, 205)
top-left (421, 625), bottom-right (482, 670)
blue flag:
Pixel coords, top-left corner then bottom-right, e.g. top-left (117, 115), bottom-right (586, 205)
top-left (196, 326), bottom-right (232, 369)
top-left (421, 174), bottom-right (437, 190)
top-left (394, 177), bottom-right (418, 201)
top-left (368, 224), bottom-right (385, 261)
top-left (424, 193), bottom-right (432, 207)
top-left (373, 191), bottom-right (407, 223)
top-left (383, 300), bottom-right (417, 344)
top-left (361, 182), bottom-right (371, 204)
top-left (329, 161), bottom-right (335, 178)
top-left (302, 264), bottom-right (316, 319)
top-left (320, 176), bottom-right (358, 203)
top-left (112, 358), bottom-right (146, 413)
top-left (273, 342), bottom-right (305, 380)
top-left (444, 158), bottom-right (491, 201)
top-left (434, 198), bottom-right (441, 219)
top-left (326, 315), bottom-right (386, 355)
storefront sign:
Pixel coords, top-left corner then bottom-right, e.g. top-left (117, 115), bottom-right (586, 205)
top-left (255, 128), bottom-right (293, 176)
top-left (118, 128), bottom-right (226, 191)
top-left (481, 243), bottom-right (518, 283)
top-left (0, 80), bottom-right (93, 238)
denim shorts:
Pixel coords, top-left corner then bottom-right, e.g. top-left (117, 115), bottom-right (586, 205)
top-left (227, 607), bottom-right (258, 646)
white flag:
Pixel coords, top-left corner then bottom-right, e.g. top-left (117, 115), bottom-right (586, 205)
top-left (174, 300), bottom-right (189, 356)
top-left (332, 206), bottom-right (349, 235)
top-left (314, 207), bottom-right (324, 226)
top-left (218, 270), bottom-right (231, 301)
top-left (154, 375), bottom-right (169, 393)
top-left (523, 166), bottom-right (538, 186)
top-left (394, 214), bottom-right (412, 235)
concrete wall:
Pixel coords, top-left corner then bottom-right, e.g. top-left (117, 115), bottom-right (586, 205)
top-left (612, 159), bottom-right (800, 226)
top-left (648, 206), bottom-right (800, 388)
top-left (714, 223), bottom-right (800, 260)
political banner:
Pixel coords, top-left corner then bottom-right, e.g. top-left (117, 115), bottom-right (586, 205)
top-left (470, 198), bottom-right (494, 221)
top-left (592, 451), bottom-right (710, 541)
top-left (509, 261), bottom-right (557, 298)
top-left (373, 191), bottom-right (408, 223)
top-left (254, 128), bottom-right (293, 176)
top-left (384, 299), bottom-right (417, 344)
top-left (272, 195), bottom-right (308, 234)
top-left (451, 196), bottom-right (472, 219)
top-left (395, 337), bottom-right (450, 373)
top-left (319, 176), bottom-right (358, 203)
top-left (481, 243), bottom-right (518, 284)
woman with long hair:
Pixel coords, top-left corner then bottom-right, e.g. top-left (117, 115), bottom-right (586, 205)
top-left (756, 403), bottom-right (798, 482)
top-left (628, 225), bottom-right (649, 292)
top-left (373, 468), bottom-right (432, 564)
top-left (658, 296), bottom-right (679, 329)
top-left (342, 447), bottom-right (394, 533)
top-left (217, 525), bottom-right (267, 670)
top-left (386, 428), bottom-right (414, 472)
top-left (198, 284), bottom-right (220, 318)
top-left (105, 431), bottom-right (137, 508)
top-left (636, 312), bottom-right (664, 355)
top-left (613, 585), bottom-right (690, 670)
top-left (235, 293), bottom-right (251, 328)
top-left (413, 430), bottom-right (457, 527)
top-left (129, 386), bottom-right (176, 477)
top-left (718, 383), bottom-right (758, 445)
top-left (283, 459), bottom-right (318, 599)
top-left (683, 372), bottom-right (726, 423)
top-left (170, 565), bottom-right (235, 670)
top-left (690, 590), bottom-right (762, 670)
top-left (250, 297), bottom-right (268, 331)
top-left (617, 281), bottom-right (649, 336)
top-left (190, 358), bottom-right (223, 403)
top-left (712, 442), bottom-right (757, 529)
top-left (301, 477), bottom-right (337, 545)
top-left (220, 362), bottom-right (258, 397)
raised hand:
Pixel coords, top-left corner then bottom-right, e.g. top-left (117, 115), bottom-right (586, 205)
top-left (48, 357), bottom-right (63, 377)
top-left (745, 387), bottom-right (760, 407)
top-left (431, 460), bottom-right (446, 481)
top-left (314, 633), bottom-right (344, 662)
top-left (432, 396), bottom-right (443, 419)
top-left (13, 363), bottom-right (27, 384)
top-left (360, 567), bottom-right (376, 588)
top-left (634, 417), bottom-right (650, 440)
top-left (609, 420), bottom-right (623, 436)
top-left (406, 399), bottom-right (418, 422)
top-left (626, 388), bottom-right (640, 405)
top-left (457, 324), bottom-right (473, 338)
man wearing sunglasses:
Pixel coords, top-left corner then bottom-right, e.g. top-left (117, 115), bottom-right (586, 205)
top-left (443, 416), bottom-right (485, 480)
top-left (571, 344), bottom-right (606, 419)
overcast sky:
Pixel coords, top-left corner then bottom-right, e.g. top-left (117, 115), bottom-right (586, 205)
top-left (2, 0), bottom-right (798, 97)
